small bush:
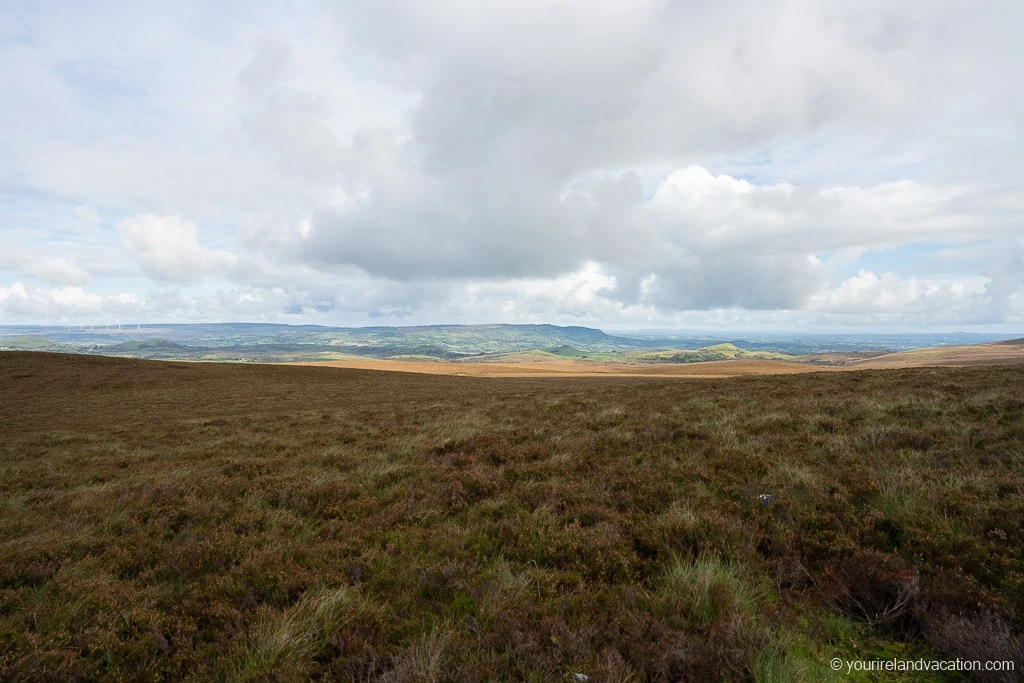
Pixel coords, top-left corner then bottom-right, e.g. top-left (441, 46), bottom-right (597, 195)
top-left (825, 550), bottom-right (920, 629)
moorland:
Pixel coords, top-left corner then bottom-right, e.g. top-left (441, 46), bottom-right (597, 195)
top-left (294, 339), bottom-right (1024, 378)
top-left (2, 349), bottom-right (1023, 680)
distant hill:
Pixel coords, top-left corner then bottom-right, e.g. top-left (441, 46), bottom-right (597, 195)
top-left (109, 338), bottom-right (184, 352)
top-left (0, 323), bottom-right (639, 359)
top-left (546, 345), bottom-right (590, 358)
top-left (0, 336), bottom-right (53, 349)
top-left (458, 349), bottom-right (568, 364)
top-left (630, 343), bottom-right (794, 364)
top-left (2, 323), bottom-right (1022, 363)
top-left (850, 342), bottom-right (1024, 368)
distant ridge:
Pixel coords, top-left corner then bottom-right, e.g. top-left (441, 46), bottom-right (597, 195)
top-left (2, 323), bottom-right (1022, 364)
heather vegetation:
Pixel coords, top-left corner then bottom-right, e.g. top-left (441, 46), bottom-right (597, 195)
top-left (1, 352), bottom-right (1023, 680)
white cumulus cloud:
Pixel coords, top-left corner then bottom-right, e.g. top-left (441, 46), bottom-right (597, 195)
top-left (117, 213), bottom-right (236, 284)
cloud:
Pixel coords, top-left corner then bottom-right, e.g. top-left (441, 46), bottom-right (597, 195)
top-left (290, 163), bottom-right (1001, 313)
top-left (237, 40), bottom-right (345, 183)
top-left (809, 271), bottom-right (988, 315)
top-left (0, 282), bottom-right (127, 319)
top-left (334, 0), bottom-right (1023, 179)
top-left (2, 1), bottom-right (1023, 328)
top-left (0, 249), bottom-right (93, 287)
top-left (117, 213), bottom-right (236, 284)
top-left (984, 249), bottom-right (1024, 324)
top-left (1, 260), bottom-right (1021, 330)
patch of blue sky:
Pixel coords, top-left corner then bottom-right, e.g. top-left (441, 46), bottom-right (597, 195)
top-left (710, 151), bottom-right (775, 185)
top-left (52, 59), bottom-right (173, 141)
top-left (0, 177), bottom-right (76, 207)
top-left (712, 130), bottom-right (935, 188)
top-left (0, 201), bottom-right (82, 242)
top-left (56, 58), bottom-right (152, 99)
top-left (191, 218), bottom-right (243, 252)
top-left (565, 135), bottom-right (923, 199)
top-left (852, 241), bottom-right (985, 278)
top-left (0, 3), bottom-right (40, 45)
top-left (0, 196), bottom-right (121, 239)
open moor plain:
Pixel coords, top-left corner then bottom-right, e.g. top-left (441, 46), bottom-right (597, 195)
top-left (1, 350), bottom-right (1023, 680)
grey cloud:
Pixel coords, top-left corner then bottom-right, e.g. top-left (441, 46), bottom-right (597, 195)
top-left (238, 39), bottom-right (294, 93)
top-left (271, 0), bottom-right (1024, 317)
top-left (335, 0), bottom-right (1013, 179)
top-left (238, 41), bottom-right (344, 183)
top-left (613, 250), bottom-right (825, 312)
top-left (303, 191), bottom-right (586, 280)
top-left (294, 158), bottom-right (995, 312)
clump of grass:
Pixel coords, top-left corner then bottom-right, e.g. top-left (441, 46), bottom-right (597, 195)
top-left (875, 467), bottom-right (931, 521)
top-left (753, 644), bottom-right (827, 683)
top-left (233, 585), bottom-right (387, 679)
top-left (654, 554), bottom-right (764, 630)
top-left (378, 627), bottom-right (453, 683)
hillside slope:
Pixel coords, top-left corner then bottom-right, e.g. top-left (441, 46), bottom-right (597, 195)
top-left (852, 340), bottom-right (1024, 368)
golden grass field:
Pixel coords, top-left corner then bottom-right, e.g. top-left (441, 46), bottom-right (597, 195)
top-left (844, 340), bottom-right (1024, 369)
top-left (288, 339), bottom-right (1024, 377)
top-left (285, 357), bottom-right (819, 378)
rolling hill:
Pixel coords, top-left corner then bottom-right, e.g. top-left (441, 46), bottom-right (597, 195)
top-left (849, 339), bottom-right (1024, 368)
top-left (2, 323), bottom-right (1021, 363)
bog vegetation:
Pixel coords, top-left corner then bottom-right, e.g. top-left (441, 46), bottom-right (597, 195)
top-left (1, 352), bottom-right (1022, 681)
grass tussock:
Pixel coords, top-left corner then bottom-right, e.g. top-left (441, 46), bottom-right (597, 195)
top-left (1, 351), bottom-right (1023, 680)
top-left (234, 585), bottom-right (387, 679)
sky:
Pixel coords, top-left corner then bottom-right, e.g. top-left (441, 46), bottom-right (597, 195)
top-left (2, 0), bottom-right (1023, 331)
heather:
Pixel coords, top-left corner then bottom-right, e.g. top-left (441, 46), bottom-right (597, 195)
top-left (1, 352), bottom-right (1022, 680)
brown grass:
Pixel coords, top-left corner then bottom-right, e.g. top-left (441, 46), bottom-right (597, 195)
top-left (1, 351), bottom-right (1023, 680)
top-left (849, 342), bottom-right (1024, 369)
top-left (287, 357), bottom-right (831, 377)
top-left (285, 339), bottom-right (1024, 377)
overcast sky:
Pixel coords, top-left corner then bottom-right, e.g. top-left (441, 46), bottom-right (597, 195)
top-left (2, 0), bottom-right (1023, 331)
